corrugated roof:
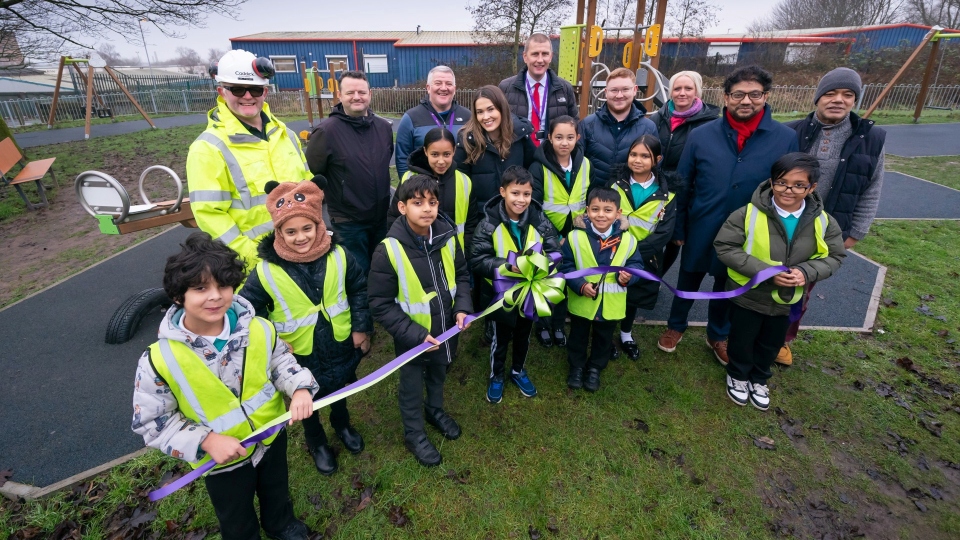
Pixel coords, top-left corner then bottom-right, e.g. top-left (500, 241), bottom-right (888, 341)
top-left (232, 30), bottom-right (491, 45)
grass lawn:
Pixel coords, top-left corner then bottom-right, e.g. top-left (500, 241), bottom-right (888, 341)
top-left (3, 116), bottom-right (960, 539)
top-left (886, 155), bottom-right (960, 191)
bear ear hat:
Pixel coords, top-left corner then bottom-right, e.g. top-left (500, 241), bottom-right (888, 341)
top-left (264, 180), bottom-right (280, 194)
top-left (311, 174), bottom-right (328, 191)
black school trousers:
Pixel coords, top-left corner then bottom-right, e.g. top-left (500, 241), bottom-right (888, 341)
top-left (203, 429), bottom-right (296, 540)
top-left (567, 314), bottom-right (617, 371)
top-left (726, 303), bottom-right (791, 385)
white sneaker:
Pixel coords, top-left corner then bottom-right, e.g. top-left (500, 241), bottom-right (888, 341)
top-left (749, 382), bottom-right (770, 411)
top-left (726, 375), bottom-right (749, 406)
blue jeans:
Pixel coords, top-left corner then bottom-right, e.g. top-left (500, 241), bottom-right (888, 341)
top-left (330, 219), bottom-right (387, 275)
top-left (666, 269), bottom-right (730, 341)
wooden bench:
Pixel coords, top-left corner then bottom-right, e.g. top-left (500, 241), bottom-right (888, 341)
top-left (0, 137), bottom-right (58, 211)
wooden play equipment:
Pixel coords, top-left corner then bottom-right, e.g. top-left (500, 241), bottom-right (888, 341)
top-left (75, 166), bottom-right (196, 344)
top-left (561, 0), bottom-right (670, 119)
top-left (299, 59), bottom-right (347, 128)
top-left (47, 54), bottom-right (157, 139)
top-left (75, 166), bottom-right (196, 235)
top-left (863, 26), bottom-right (960, 123)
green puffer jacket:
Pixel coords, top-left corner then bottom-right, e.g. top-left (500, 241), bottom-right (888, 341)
top-left (713, 182), bottom-right (846, 317)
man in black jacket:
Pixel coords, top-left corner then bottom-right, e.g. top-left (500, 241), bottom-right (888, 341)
top-left (306, 70), bottom-right (394, 274)
top-left (499, 33), bottom-right (579, 147)
top-left (778, 67), bottom-right (886, 365)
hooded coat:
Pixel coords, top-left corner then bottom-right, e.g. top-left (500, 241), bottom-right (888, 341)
top-left (305, 103), bottom-right (394, 224)
top-left (387, 147), bottom-right (480, 250)
top-left (529, 141), bottom-right (593, 237)
top-left (454, 116), bottom-right (537, 206)
top-left (239, 232), bottom-right (372, 394)
top-left (470, 196), bottom-right (561, 325)
top-left (368, 216), bottom-right (473, 365)
top-left (580, 101), bottom-right (658, 188)
top-left (714, 182), bottom-right (846, 317)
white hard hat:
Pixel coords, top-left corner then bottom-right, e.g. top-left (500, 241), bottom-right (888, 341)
top-left (215, 49), bottom-right (273, 86)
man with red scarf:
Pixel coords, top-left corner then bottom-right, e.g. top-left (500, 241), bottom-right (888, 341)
top-left (656, 66), bottom-right (798, 365)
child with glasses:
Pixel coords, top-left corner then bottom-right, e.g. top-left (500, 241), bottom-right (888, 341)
top-left (713, 153), bottom-right (846, 410)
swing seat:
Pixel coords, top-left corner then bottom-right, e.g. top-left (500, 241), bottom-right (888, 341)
top-left (75, 166), bottom-right (197, 235)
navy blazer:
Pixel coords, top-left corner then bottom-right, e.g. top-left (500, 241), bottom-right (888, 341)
top-left (673, 105), bottom-right (799, 275)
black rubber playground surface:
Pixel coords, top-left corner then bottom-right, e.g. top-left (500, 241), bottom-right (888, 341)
top-left (882, 122), bottom-right (960, 157)
top-left (878, 172), bottom-right (960, 219)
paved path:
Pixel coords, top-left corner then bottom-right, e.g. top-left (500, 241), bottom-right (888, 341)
top-left (882, 122), bottom-right (960, 157)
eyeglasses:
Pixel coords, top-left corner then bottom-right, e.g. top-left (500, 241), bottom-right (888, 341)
top-left (222, 85), bottom-right (266, 98)
top-left (771, 181), bottom-right (811, 193)
top-left (606, 87), bottom-right (635, 96)
top-left (726, 91), bottom-right (767, 101)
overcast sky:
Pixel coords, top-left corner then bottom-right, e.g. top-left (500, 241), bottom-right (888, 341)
top-left (106, 0), bottom-right (773, 63)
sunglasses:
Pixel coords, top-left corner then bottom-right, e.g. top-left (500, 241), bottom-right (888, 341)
top-left (222, 85), bottom-right (266, 98)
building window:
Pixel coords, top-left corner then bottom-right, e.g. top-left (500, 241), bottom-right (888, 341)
top-left (706, 44), bottom-right (739, 65)
top-left (363, 54), bottom-right (388, 74)
top-left (270, 56), bottom-right (298, 73)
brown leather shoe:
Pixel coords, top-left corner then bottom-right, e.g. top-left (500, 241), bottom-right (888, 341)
top-left (775, 344), bottom-right (793, 366)
top-left (657, 329), bottom-right (684, 353)
top-left (707, 338), bottom-right (729, 366)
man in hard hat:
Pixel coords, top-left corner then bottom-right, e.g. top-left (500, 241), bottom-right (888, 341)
top-left (187, 49), bottom-right (312, 269)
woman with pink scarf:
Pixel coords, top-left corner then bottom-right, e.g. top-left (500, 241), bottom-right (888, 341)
top-left (649, 71), bottom-right (721, 272)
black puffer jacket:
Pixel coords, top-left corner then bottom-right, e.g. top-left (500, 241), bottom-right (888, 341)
top-left (499, 67), bottom-right (579, 134)
top-left (606, 166), bottom-right (684, 309)
top-left (470, 196), bottom-right (561, 325)
top-left (454, 116), bottom-right (537, 207)
top-left (305, 104), bottom-right (394, 224)
top-left (387, 147), bottom-right (480, 251)
top-left (368, 216), bottom-right (473, 365)
top-left (529, 142), bottom-right (593, 237)
top-left (648, 101), bottom-right (721, 171)
top-left (239, 232), bottom-right (372, 394)
top-left (580, 101), bottom-right (657, 188)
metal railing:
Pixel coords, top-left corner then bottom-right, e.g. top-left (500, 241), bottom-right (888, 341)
top-left (3, 84), bottom-right (959, 127)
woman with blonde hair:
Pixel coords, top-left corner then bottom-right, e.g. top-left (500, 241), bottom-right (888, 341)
top-left (455, 85), bottom-right (536, 206)
top-left (649, 70), bottom-right (721, 272)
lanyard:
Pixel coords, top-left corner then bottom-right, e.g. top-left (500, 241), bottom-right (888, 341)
top-left (526, 76), bottom-right (548, 124)
top-left (430, 110), bottom-right (455, 130)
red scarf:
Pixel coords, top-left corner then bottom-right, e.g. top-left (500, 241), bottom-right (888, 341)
top-left (725, 109), bottom-right (763, 152)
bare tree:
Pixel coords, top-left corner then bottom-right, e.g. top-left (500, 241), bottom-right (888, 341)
top-left (905, 0), bottom-right (960, 28)
top-left (749, 0), bottom-right (905, 31)
top-left (467, 0), bottom-right (574, 72)
top-left (668, 0), bottom-right (718, 57)
top-left (207, 47), bottom-right (227, 64)
top-left (0, 0), bottom-right (246, 68)
top-left (95, 43), bottom-right (140, 66)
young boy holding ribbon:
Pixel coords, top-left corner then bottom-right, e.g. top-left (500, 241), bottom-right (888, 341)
top-left (714, 153), bottom-right (845, 410)
top-left (132, 232), bottom-right (318, 540)
top-left (368, 175), bottom-right (473, 468)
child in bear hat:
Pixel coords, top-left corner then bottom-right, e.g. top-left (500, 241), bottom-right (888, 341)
top-left (240, 175), bottom-right (373, 476)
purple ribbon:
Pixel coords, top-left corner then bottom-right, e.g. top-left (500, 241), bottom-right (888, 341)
top-left (562, 265), bottom-right (790, 300)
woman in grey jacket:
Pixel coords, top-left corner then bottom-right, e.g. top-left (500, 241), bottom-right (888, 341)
top-left (714, 153), bottom-right (845, 411)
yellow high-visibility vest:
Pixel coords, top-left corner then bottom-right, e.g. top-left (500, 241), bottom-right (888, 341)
top-left (399, 170), bottom-right (472, 252)
top-left (381, 236), bottom-right (458, 331)
top-left (612, 183), bottom-right (675, 241)
top-left (566, 230), bottom-right (638, 320)
top-left (541, 159), bottom-right (590, 232)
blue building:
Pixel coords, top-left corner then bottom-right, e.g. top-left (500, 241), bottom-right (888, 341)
top-left (232, 24), bottom-right (958, 89)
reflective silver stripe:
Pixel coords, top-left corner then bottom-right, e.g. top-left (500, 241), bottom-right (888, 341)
top-left (190, 190), bottom-right (233, 202)
top-left (157, 340), bottom-right (248, 433)
top-left (243, 221), bottom-right (275, 239)
top-left (569, 200), bottom-right (586, 212)
top-left (274, 313), bottom-right (319, 333)
top-left (628, 215), bottom-right (655, 231)
top-left (259, 263), bottom-right (293, 321)
top-left (745, 205), bottom-right (760, 256)
top-left (445, 240), bottom-right (458, 299)
top-left (600, 282), bottom-right (626, 294)
top-left (228, 133), bottom-right (263, 144)
top-left (494, 227), bottom-right (508, 257)
top-left (197, 132), bottom-right (253, 210)
top-left (326, 248), bottom-right (349, 318)
top-left (385, 238), bottom-right (432, 316)
top-left (286, 130), bottom-right (309, 172)
top-left (571, 231), bottom-right (587, 268)
top-left (241, 381), bottom-right (277, 417)
top-left (456, 171), bottom-right (469, 231)
top-left (456, 223), bottom-right (466, 234)
top-left (817, 212), bottom-right (828, 230)
top-left (266, 126), bottom-right (279, 139)
top-left (542, 202), bottom-right (568, 213)
top-left (230, 194), bottom-right (266, 209)
top-left (217, 224), bottom-right (243, 245)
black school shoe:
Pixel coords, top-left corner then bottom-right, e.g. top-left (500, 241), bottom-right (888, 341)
top-left (584, 368), bottom-right (601, 392)
top-left (336, 425), bottom-right (365, 454)
top-left (405, 433), bottom-right (442, 467)
top-left (553, 329), bottom-right (567, 347)
top-left (425, 408), bottom-right (462, 440)
top-left (567, 367), bottom-right (584, 389)
top-left (307, 444), bottom-right (337, 476)
top-left (536, 328), bottom-right (553, 347)
top-left (266, 519), bottom-right (310, 540)
top-left (620, 339), bottom-right (641, 360)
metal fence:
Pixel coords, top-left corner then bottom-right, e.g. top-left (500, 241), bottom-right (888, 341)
top-left (3, 84), bottom-right (959, 127)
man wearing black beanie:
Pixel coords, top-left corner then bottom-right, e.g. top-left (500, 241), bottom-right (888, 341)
top-left (780, 67), bottom-right (886, 365)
